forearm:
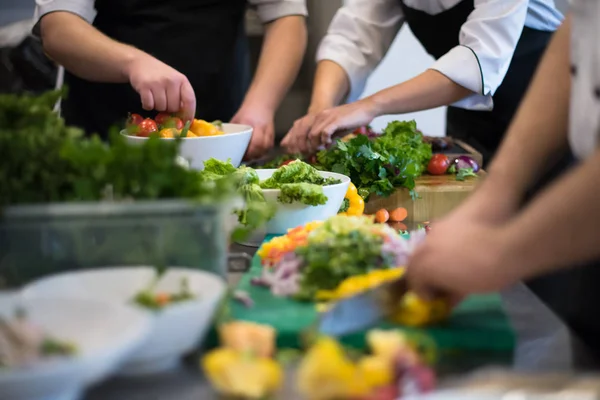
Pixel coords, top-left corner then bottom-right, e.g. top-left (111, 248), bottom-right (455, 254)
top-left (40, 11), bottom-right (144, 83)
top-left (481, 16), bottom-right (572, 200)
top-left (241, 16), bottom-right (306, 113)
top-left (309, 60), bottom-right (350, 113)
top-left (367, 69), bottom-right (473, 116)
top-left (503, 149), bottom-right (600, 281)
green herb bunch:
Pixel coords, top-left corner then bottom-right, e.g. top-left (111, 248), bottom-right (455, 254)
top-left (315, 120), bottom-right (432, 200)
top-left (0, 89), bottom-right (237, 206)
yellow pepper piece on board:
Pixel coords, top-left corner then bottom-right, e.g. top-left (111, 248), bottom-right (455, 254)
top-left (391, 293), bottom-right (451, 327)
top-left (202, 348), bottom-right (283, 399)
top-left (219, 321), bottom-right (276, 358)
top-left (367, 329), bottom-right (409, 361)
top-left (357, 355), bottom-right (394, 388)
top-left (315, 268), bottom-right (405, 301)
top-left (297, 337), bottom-right (370, 400)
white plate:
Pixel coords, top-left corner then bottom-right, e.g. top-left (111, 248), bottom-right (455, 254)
top-left (23, 267), bottom-right (226, 376)
top-left (0, 292), bottom-right (150, 400)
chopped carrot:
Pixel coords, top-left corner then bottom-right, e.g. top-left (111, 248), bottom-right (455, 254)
top-left (375, 209), bottom-right (390, 223)
top-left (155, 293), bottom-right (171, 306)
top-left (389, 207), bottom-right (408, 222)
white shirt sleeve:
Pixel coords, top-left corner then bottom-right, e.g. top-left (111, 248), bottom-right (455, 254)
top-left (316, 0), bottom-right (405, 102)
top-left (430, 0), bottom-right (529, 111)
top-left (249, 0), bottom-right (307, 24)
top-left (33, 0), bottom-right (96, 37)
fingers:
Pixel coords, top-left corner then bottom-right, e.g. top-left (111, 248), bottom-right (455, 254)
top-left (283, 116), bottom-right (312, 154)
top-left (180, 80), bottom-right (196, 122)
top-left (152, 87), bottom-right (167, 112)
top-left (140, 88), bottom-right (154, 111)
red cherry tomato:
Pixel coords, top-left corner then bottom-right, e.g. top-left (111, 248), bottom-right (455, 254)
top-left (280, 159), bottom-right (294, 167)
top-left (427, 154), bottom-right (450, 175)
top-left (126, 113), bottom-right (143, 127)
top-left (138, 118), bottom-right (158, 137)
top-left (354, 126), bottom-right (369, 135)
top-left (155, 112), bottom-right (172, 126)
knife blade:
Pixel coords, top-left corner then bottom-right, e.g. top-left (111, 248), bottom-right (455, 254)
top-left (317, 274), bottom-right (409, 337)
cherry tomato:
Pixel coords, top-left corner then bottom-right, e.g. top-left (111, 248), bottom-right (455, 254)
top-left (138, 118), bottom-right (158, 137)
top-left (427, 154), bottom-right (450, 175)
top-left (280, 160), bottom-right (294, 167)
top-left (172, 117), bottom-right (184, 130)
top-left (354, 126), bottom-right (369, 135)
top-left (126, 113), bottom-right (143, 127)
top-left (155, 112), bottom-right (172, 126)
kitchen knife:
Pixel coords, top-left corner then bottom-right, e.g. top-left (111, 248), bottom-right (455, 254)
top-left (317, 275), bottom-right (409, 337)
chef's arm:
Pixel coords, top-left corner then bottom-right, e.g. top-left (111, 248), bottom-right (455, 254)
top-left (239, 15), bottom-right (307, 114)
top-left (39, 12), bottom-right (146, 83)
top-left (367, 70), bottom-right (474, 115)
top-left (308, 61), bottom-right (350, 114)
top-left (368, 0), bottom-right (534, 116)
top-left (311, 0), bottom-right (404, 113)
top-left (475, 16), bottom-right (571, 203)
top-left (502, 148), bottom-right (600, 280)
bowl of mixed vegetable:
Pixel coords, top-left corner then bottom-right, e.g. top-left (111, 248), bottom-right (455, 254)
top-left (121, 112), bottom-right (253, 170)
top-left (197, 158), bottom-right (351, 235)
top-left (23, 266), bottom-right (226, 376)
top-left (0, 292), bottom-right (150, 400)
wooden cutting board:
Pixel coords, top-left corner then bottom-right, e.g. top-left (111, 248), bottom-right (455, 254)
top-left (364, 171), bottom-right (486, 222)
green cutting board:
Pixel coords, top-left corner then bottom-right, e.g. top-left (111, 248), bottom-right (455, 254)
top-left (228, 239), bottom-right (515, 356)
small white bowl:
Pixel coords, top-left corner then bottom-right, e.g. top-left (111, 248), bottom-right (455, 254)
top-left (255, 169), bottom-right (350, 234)
top-left (122, 123), bottom-right (253, 170)
top-left (23, 267), bottom-right (227, 376)
top-left (0, 292), bottom-right (150, 400)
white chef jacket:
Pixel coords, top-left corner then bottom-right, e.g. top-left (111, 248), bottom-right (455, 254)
top-left (318, 0), bottom-right (564, 108)
top-left (33, 0), bottom-right (307, 29)
top-left (569, 0), bottom-right (600, 160)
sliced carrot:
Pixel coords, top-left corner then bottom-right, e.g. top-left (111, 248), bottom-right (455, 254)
top-left (375, 209), bottom-right (390, 224)
top-left (155, 293), bottom-right (171, 306)
top-left (389, 207), bottom-right (408, 222)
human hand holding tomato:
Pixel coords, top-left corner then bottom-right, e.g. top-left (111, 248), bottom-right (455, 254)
top-left (126, 53), bottom-right (196, 122)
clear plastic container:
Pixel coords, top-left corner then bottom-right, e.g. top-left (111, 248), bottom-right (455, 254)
top-left (0, 200), bottom-right (235, 288)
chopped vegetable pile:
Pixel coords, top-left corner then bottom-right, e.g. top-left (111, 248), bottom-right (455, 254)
top-left (0, 89), bottom-right (238, 206)
top-left (255, 215), bottom-right (427, 302)
top-left (0, 309), bottom-right (77, 368)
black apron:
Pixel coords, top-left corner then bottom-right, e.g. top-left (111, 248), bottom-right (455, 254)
top-left (62, 0), bottom-right (250, 138)
top-left (399, 0), bottom-right (552, 166)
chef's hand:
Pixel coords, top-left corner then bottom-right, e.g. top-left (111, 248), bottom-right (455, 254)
top-left (231, 106), bottom-right (275, 160)
top-left (282, 99), bottom-right (378, 154)
top-left (407, 217), bottom-right (517, 302)
top-left (127, 54), bottom-right (196, 122)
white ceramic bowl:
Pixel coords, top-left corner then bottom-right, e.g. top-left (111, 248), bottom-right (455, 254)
top-left (122, 123), bottom-right (253, 170)
top-left (0, 292), bottom-right (150, 400)
top-left (23, 267), bottom-right (227, 376)
top-left (255, 169), bottom-right (350, 234)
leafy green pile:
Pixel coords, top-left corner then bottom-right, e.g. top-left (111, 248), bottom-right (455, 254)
top-left (199, 159), bottom-right (342, 216)
top-left (199, 159), bottom-right (275, 231)
top-left (0, 89), bottom-right (237, 206)
top-left (293, 216), bottom-right (397, 301)
top-left (260, 160), bottom-right (340, 206)
top-left (316, 121), bottom-right (432, 200)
